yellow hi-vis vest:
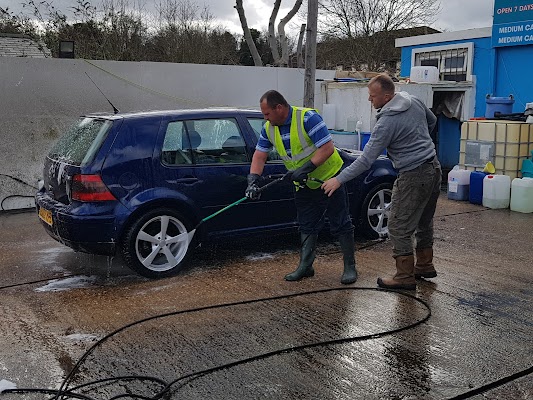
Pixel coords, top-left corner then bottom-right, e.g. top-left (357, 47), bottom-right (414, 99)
top-left (265, 106), bottom-right (343, 189)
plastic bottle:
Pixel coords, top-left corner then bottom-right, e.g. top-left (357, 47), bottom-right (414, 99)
top-left (482, 174), bottom-right (511, 209)
top-left (346, 117), bottom-right (356, 132)
top-left (448, 165), bottom-right (471, 201)
top-left (355, 120), bottom-right (362, 150)
top-left (469, 171), bottom-right (487, 205)
top-left (510, 177), bottom-right (533, 213)
top-left (521, 150), bottom-right (533, 178)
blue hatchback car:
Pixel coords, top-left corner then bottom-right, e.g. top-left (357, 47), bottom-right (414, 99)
top-left (35, 109), bottom-right (396, 278)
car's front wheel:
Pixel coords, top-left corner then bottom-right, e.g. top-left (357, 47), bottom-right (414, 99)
top-left (360, 183), bottom-right (393, 239)
top-left (121, 208), bottom-right (193, 278)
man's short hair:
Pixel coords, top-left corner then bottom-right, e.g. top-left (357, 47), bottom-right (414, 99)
top-left (260, 90), bottom-right (290, 109)
top-left (369, 74), bottom-right (396, 94)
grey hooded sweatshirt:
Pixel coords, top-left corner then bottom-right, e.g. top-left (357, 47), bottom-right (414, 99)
top-left (336, 91), bottom-right (437, 184)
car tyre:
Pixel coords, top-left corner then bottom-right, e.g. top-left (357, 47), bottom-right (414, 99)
top-left (360, 183), bottom-right (393, 239)
top-left (121, 207), bottom-right (193, 278)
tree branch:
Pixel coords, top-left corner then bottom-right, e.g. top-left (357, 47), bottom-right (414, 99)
top-left (235, 0), bottom-right (263, 66)
top-left (268, 0), bottom-right (281, 65)
top-left (278, 0), bottom-right (303, 66)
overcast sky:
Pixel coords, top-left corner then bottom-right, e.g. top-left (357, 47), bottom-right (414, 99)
top-left (4, 0), bottom-right (495, 35)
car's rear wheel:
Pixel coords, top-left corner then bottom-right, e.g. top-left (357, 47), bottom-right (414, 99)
top-left (360, 183), bottom-right (393, 239)
top-left (121, 207), bottom-right (193, 278)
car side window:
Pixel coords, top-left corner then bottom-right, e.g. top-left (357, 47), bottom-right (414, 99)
top-left (162, 121), bottom-right (193, 165)
top-left (184, 118), bottom-right (248, 164)
top-left (246, 117), bottom-right (282, 163)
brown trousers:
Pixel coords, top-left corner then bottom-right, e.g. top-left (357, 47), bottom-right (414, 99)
top-left (388, 157), bottom-right (442, 257)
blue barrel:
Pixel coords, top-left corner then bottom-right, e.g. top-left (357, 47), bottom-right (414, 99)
top-left (485, 95), bottom-right (514, 118)
top-left (360, 132), bottom-right (387, 155)
top-left (469, 171), bottom-right (487, 204)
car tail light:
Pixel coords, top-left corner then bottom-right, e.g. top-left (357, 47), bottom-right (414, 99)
top-left (71, 174), bottom-right (116, 202)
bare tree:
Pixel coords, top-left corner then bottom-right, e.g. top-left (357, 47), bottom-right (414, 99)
top-left (151, 0), bottom-right (235, 64)
top-left (267, 0), bottom-right (304, 66)
top-left (319, 0), bottom-right (441, 38)
top-left (236, 0), bottom-right (304, 67)
top-left (5, 0), bottom-right (240, 65)
top-left (268, 0), bottom-right (282, 65)
top-left (100, 0), bottom-right (147, 60)
top-left (296, 23), bottom-right (306, 68)
top-left (277, 0), bottom-right (303, 66)
top-left (316, 0), bottom-right (440, 72)
top-left (235, 0), bottom-right (262, 66)
top-left (0, 6), bottom-right (38, 35)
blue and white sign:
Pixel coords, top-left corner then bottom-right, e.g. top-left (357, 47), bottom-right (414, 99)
top-left (492, 0), bottom-right (533, 47)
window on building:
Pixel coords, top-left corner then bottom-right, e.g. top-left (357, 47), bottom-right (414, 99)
top-left (412, 43), bottom-right (472, 82)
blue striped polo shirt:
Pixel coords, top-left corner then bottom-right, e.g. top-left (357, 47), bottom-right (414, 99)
top-left (256, 107), bottom-right (332, 155)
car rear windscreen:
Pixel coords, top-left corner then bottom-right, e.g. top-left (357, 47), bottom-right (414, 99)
top-left (48, 118), bottom-right (113, 166)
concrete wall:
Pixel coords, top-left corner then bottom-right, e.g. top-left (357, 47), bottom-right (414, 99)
top-left (0, 58), bottom-right (334, 211)
top-left (320, 81), bottom-right (434, 133)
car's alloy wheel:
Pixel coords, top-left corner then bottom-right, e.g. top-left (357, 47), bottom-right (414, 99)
top-left (360, 183), bottom-right (392, 239)
top-left (122, 208), bottom-right (192, 278)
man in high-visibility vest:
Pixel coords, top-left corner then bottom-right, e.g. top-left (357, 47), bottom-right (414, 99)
top-left (246, 90), bottom-right (357, 284)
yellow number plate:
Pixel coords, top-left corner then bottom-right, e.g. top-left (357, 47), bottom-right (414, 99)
top-left (38, 207), bottom-right (53, 226)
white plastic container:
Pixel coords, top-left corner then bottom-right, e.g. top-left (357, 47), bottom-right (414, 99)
top-left (510, 177), bottom-right (533, 213)
top-left (448, 166), bottom-right (471, 201)
top-left (410, 66), bottom-right (439, 83)
top-left (355, 120), bottom-right (362, 150)
top-left (482, 174), bottom-right (511, 209)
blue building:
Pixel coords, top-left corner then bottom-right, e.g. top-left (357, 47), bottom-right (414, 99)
top-left (395, 0), bottom-right (533, 172)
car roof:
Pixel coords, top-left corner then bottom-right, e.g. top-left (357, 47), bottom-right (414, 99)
top-left (83, 108), bottom-right (262, 120)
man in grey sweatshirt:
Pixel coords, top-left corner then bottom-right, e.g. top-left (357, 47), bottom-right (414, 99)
top-left (322, 74), bottom-right (442, 290)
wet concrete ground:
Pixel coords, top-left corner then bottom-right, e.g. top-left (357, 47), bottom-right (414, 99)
top-left (0, 192), bottom-right (532, 399)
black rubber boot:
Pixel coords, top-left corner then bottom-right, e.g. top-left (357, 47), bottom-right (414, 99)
top-left (285, 233), bottom-right (318, 281)
top-left (338, 231), bottom-right (358, 284)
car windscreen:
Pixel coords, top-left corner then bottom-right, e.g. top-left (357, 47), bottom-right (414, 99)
top-left (48, 118), bottom-right (113, 166)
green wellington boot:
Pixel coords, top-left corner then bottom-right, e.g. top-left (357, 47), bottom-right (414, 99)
top-left (338, 232), bottom-right (358, 284)
top-left (285, 233), bottom-right (318, 281)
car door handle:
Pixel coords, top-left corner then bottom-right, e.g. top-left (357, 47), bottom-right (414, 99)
top-left (167, 177), bottom-right (199, 184)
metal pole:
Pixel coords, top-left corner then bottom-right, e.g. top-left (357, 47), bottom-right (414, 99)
top-left (304, 0), bottom-right (318, 107)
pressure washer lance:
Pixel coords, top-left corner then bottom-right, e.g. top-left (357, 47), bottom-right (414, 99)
top-left (179, 172), bottom-right (292, 244)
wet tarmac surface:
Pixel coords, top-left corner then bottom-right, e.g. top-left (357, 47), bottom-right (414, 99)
top-left (0, 192), bottom-right (532, 399)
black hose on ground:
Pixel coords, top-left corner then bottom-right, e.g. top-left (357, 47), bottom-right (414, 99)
top-left (4, 288), bottom-right (430, 400)
top-left (0, 174), bottom-right (39, 211)
top-left (2, 287), bottom-right (530, 400)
